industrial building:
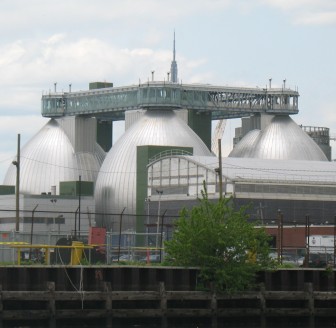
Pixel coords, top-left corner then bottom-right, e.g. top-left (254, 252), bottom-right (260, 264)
top-left (1, 37), bottom-right (335, 245)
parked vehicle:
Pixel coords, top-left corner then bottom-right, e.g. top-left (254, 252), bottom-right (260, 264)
top-left (139, 254), bottom-right (161, 263)
top-left (269, 251), bottom-right (305, 267)
top-left (111, 253), bottom-right (138, 262)
top-left (305, 253), bottom-right (335, 268)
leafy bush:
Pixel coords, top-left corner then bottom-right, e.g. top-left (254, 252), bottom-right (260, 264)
top-left (164, 187), bottom-right (273, 292)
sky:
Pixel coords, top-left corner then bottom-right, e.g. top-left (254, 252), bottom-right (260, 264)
top-left (0, 0), bottom-right (336, 182)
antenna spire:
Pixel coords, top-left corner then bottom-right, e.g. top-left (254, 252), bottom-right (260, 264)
top-left (173, 30), bottom-right (176, 61)
top-left (170, 30), bottom-right (178, 83)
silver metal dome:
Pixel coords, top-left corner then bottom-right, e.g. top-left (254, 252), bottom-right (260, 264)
top-left (3, 119), bottom-right (105, 195)
top-left (229, 129), bottom-right (261, 158)
top-left (94, 110), bottom-right (212, 227)
top-left (229, 115), bottom-right (328, 161)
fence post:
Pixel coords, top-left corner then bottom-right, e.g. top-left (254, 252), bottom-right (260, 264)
top-left (106, 231), bottom-right (111, 265)
top-left (160, 210), bottom-right (167, 261)
top-left (305, 215), bottom-right (310, 268)
top-left (277, 210), bottom-right (282, 264)
top-left (11, 230), bottom-right (15, 264)
top-left (117, 208), bottom-right (126, 262)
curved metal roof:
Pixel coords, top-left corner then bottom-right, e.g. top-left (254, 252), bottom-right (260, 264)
top-left (3, 119), bottom-right (104, 195)
top-left (229, 115), bottom-right (328, 161)
top-left (94, 109), bottom-right (213, 226)
top-left (229, 129), bottom-right (261, 158)
top-left (191, 156), bottom-right (336, 183)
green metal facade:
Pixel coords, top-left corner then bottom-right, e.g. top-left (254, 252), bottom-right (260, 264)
top-left (89, 82), bottom-right (113, 90)
top-left (96, 120), bottom-right (113, 152)
top-left (0, 185), bottom-right (15, 195)
top-left (60, 181), bottom-right (94, 197)
top-left (187, 110), bottom-right (212, 150)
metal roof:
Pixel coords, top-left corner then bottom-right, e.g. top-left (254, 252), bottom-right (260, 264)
top-left (190, 156), bottom-right (336, 184)
top-left (229, 115), bottom-right (328, 161)
top-left (94, 110), bottom-right (212, 225)
top-left (3, 119), bottom-right (105, 195)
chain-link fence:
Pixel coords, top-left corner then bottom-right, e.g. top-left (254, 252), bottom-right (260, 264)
top-left (1, 207), bottom-right (336, 268)
top-left (0, 229), bottom-right (165, 265)
top-left (105, 231), bottom-right (166, 264)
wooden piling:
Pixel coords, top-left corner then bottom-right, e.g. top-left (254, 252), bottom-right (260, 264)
top-left (210, 287), bottom-right (217, 328)
top-left (104, 282), bottom-right (112, 328)
top-left (47, 281), bottom-right (56, 328)
top-left (305, 282), bottom-right (314, 328)
top-left (0, 267), bottom-right (335, 326)
top-left (259, 283), bottom-right (266, 328)
top-left (159, 282), bottom-right (167, 328)
top-left (0, 284), bottom-right (3, 328)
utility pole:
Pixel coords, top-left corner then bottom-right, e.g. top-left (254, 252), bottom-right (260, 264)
top-left (78, 175), bottom-right (81, 237)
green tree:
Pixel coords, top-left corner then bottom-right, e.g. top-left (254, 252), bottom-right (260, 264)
top-left (164, 187), bottom-right (272, 292)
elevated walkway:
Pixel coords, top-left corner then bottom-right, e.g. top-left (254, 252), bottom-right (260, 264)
top-left (41, 81), bottom-right (299, 120)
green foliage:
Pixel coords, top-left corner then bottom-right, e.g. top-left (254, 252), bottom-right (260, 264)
top-left (277, 263), bottom-right (296, 269)
top-left (79, 258), bottom-right (90, 265)
top-left (164, 186), bottom-right (273, 293)
top-left (325, 265), bottom-right (333, 275)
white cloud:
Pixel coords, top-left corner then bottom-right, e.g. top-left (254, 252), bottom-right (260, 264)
top-left (123, 48), bottom-right (155, 57)
top-left (294, 11), bottom-right (336, 25)
top-left (0, 41), bottom-right (25, 66)
top-left (0, 37), bottom-right (158, 90)
top-left (0, 0), bottom-right (232, 36)
top-left (259, 0), bottom-right (335, 10)
top-left (0, 34), bottom-right (211, 99)
top-left (43, 34), bottom-right (66, 46)
top-left (0, 116), bottom-right (47, 142)
top-left (258, 0), bottom-right (336, 25)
